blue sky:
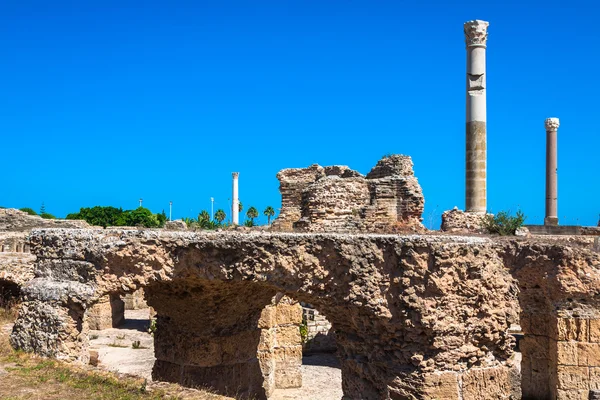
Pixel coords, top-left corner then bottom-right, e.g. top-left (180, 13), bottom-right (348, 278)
top-left (1, 0), bottom-right (598, 227)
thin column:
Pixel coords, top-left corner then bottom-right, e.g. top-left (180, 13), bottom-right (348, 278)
top-left (232, 172), bottom-right (239, 225)
top-left (464, 20), bottom-right (489, 213)
top-left (544, 118), bottom-right (559, 226)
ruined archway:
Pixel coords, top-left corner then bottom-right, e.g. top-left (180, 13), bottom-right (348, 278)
top-left (10, 229), bottom-right (600, 399)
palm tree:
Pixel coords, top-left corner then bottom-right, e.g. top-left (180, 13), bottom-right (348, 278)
top-left (263, 206), bottom-right (275, 225)
top-left (214, 209), bottom-right (226, 225)
top-left (198, 210), bottom-right (211, 228)
top-left (238, 201), bottom-right (243, 213)
top-left (246, 207), bottom-right (258, 224)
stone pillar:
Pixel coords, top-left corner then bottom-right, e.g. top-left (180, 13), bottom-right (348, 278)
top-left (464, 20), bottom-right (489, 213)
top-left (545, 118), bottom-right (560, 226)
top-left (232, 172), bottom-right (239, 225)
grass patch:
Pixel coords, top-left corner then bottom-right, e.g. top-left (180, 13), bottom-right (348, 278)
top-left (107, 341), bottom-right (128, 348)
top-left (0, 308), bottom-right (229, 399)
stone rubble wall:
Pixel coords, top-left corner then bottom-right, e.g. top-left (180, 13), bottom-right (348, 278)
top-left (301, 305), bottom-right (336, 354)
top-left (272, 155), bottom-right (425, 233)
top-left (0, 208), bottom-right (90, 232)
top-left (0, 232), bottom-right (31, 253)
top-left (440, 208), bottom-right (487, 233)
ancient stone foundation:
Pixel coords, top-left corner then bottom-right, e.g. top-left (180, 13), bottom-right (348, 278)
top-left (272, 155), bottom-right (425, 233)
top-left (10, 229), bottom-right (600, 399)
top-left (440, 207), bottom-right (487, 233)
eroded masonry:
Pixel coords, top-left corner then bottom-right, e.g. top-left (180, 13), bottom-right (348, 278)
top-left (272, 155), bottom-right (425, 233)
top-left (9, 228), bottom-right (600, 400)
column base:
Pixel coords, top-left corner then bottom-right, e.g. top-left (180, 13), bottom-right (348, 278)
top-left (544, 217), bottom-right (558, 226)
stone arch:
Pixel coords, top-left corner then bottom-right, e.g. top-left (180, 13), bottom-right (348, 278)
top-left (15, 229), bottom-right (600, 399)
top-left (0, 278), bottom-right (21, 303)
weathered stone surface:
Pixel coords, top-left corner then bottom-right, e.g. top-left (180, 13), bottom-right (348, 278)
top-left (440, 207), bottom-right (487, 233)
top-left (164, 220), bottom-right (187, 231)
top-left (10, 228), bottom-right (600, 399)
top-left (0, 208), bottom-right (90, 232)
top-left (272, 155), bottom-right (425, 233)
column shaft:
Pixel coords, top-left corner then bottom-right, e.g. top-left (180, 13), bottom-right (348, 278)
top-left (232, 172), bottom-right (239, 225)
top-left (544, 118), bottom-right (559, 225)
top-left (464, 21), bottom-right (489, 213)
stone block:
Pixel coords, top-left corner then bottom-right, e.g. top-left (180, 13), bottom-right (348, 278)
top-left (422, 371), bottom-right (459, 400)
top-left (590, 319), bottom-right (600, 343)
top-left (556, 366), bottom-right (589, 390)
top-left (258, 329), bottom-right (275, 352)
top-left (274, 361), bottom-right (302, 389)
top-left (273, 345), bottom-right (302, 362)
top-left (275, 303), bottom-right (302, 325)
top-left (556, 341), bottom-right (579, 366)
top-left (555, 389), bottom-right (589, 400)
top-left (258, 306), bottom-right (276, 329)
top-left (591, 368), bottom-right (600, 390)
top-left (461, 365), bottom-right (521, 400)
top-left (556, 318), bottom-right (589, 342)
top-left (276, 325), bottom-right (302, 346)
top-left (578, 342), bottom-right (600, 367)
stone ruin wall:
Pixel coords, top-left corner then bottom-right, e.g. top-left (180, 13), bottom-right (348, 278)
top-left (0, 208), bottom-right (90, 232)
top-left (12, 228), bottom-right (600, 399)
top-left (301, 304), bottom-right (336, 354)
top-left (272, 155), bottom-right (425, 233)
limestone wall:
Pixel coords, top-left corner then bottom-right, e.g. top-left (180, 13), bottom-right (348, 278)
top-left (302, 305), bottom-right (336, 354)
top-left (0, 208), bottom-right (90, 232)
top-left (272, 155), bottom-right (425, 233)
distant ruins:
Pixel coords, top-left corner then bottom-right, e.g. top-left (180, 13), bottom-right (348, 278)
top-left (272, 155), bottom-right (425, 233)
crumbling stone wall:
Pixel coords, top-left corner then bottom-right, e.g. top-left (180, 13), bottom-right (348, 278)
top-left (14, 229), bottom-right (600, 399)
top-left (302, 304), bottom-right (336, 354)
top-left (272, 155), bottom-right (425, 233)
top-left (0, 208), bottom-right (90, 232)
top-left (440, 207), bottom-right (486, 233)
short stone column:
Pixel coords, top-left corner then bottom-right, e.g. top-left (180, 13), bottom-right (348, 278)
top-left (464, 20), bottom-right (489, 213)
top-left (545, 117), bottom-right (560, 226)
top-left (232, 172), bottom-right (239, 225)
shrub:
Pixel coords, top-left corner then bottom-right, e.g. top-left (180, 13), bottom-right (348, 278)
top-left (482, 210), bottom-right (526, 236)
top-left (19, 207), bottom-right (37, 216)
top-left (40, 213), bottom-right (56, 219)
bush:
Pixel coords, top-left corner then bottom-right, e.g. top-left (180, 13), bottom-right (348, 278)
top-left (19, 207), bottom-right (37, 216)
top-left (40, 213), bottom-right (56, 219)
top-left (482, 210), bottom-right (526, 236)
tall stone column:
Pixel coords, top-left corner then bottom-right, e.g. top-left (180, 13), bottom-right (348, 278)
top-left (232, 172), bottom-right (239, 225)
top-left (544, 118), bottom-right (560, 226)
top-left (464, 20), bottom-right (489, 213)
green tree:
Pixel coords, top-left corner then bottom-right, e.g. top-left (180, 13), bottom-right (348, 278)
top-left (39, 202), bottom-right (46, 215)
top-left (238, 201), bottom-right (243, 213)
top-left (263, 206), bottom-right (275, 225)
top-left (19, 207), bottom-right (37, 216)
top-left (214, 209), bottom-right (226, 225)
top-left (157, 210), bottom-right (167, 227)
top-left (246, 207), bottom-right (258, 224)
top-left (128, 207), bottom-right (160, 228)
top-left (67, 206), bottom-right (124, 227)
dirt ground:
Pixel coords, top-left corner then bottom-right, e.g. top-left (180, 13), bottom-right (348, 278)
top-left (92, 309), bottom-right (343, 399)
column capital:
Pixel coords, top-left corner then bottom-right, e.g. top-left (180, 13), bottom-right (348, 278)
top-left (464, 20), bottom-right (489, 48)
top-left (232, 172), bottom-right (239, 179)
top-left (545, 118), bottom-right (560, 131)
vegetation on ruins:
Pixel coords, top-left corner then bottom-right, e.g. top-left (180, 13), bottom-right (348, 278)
top-left (263, 206), bottom-right (275, 225)
top-left (482, 210), bottom-right (526, 235)
top-left (66, 206), bottom-right (167, 228)
top-left (19, 207), bottom-right (37, 216)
